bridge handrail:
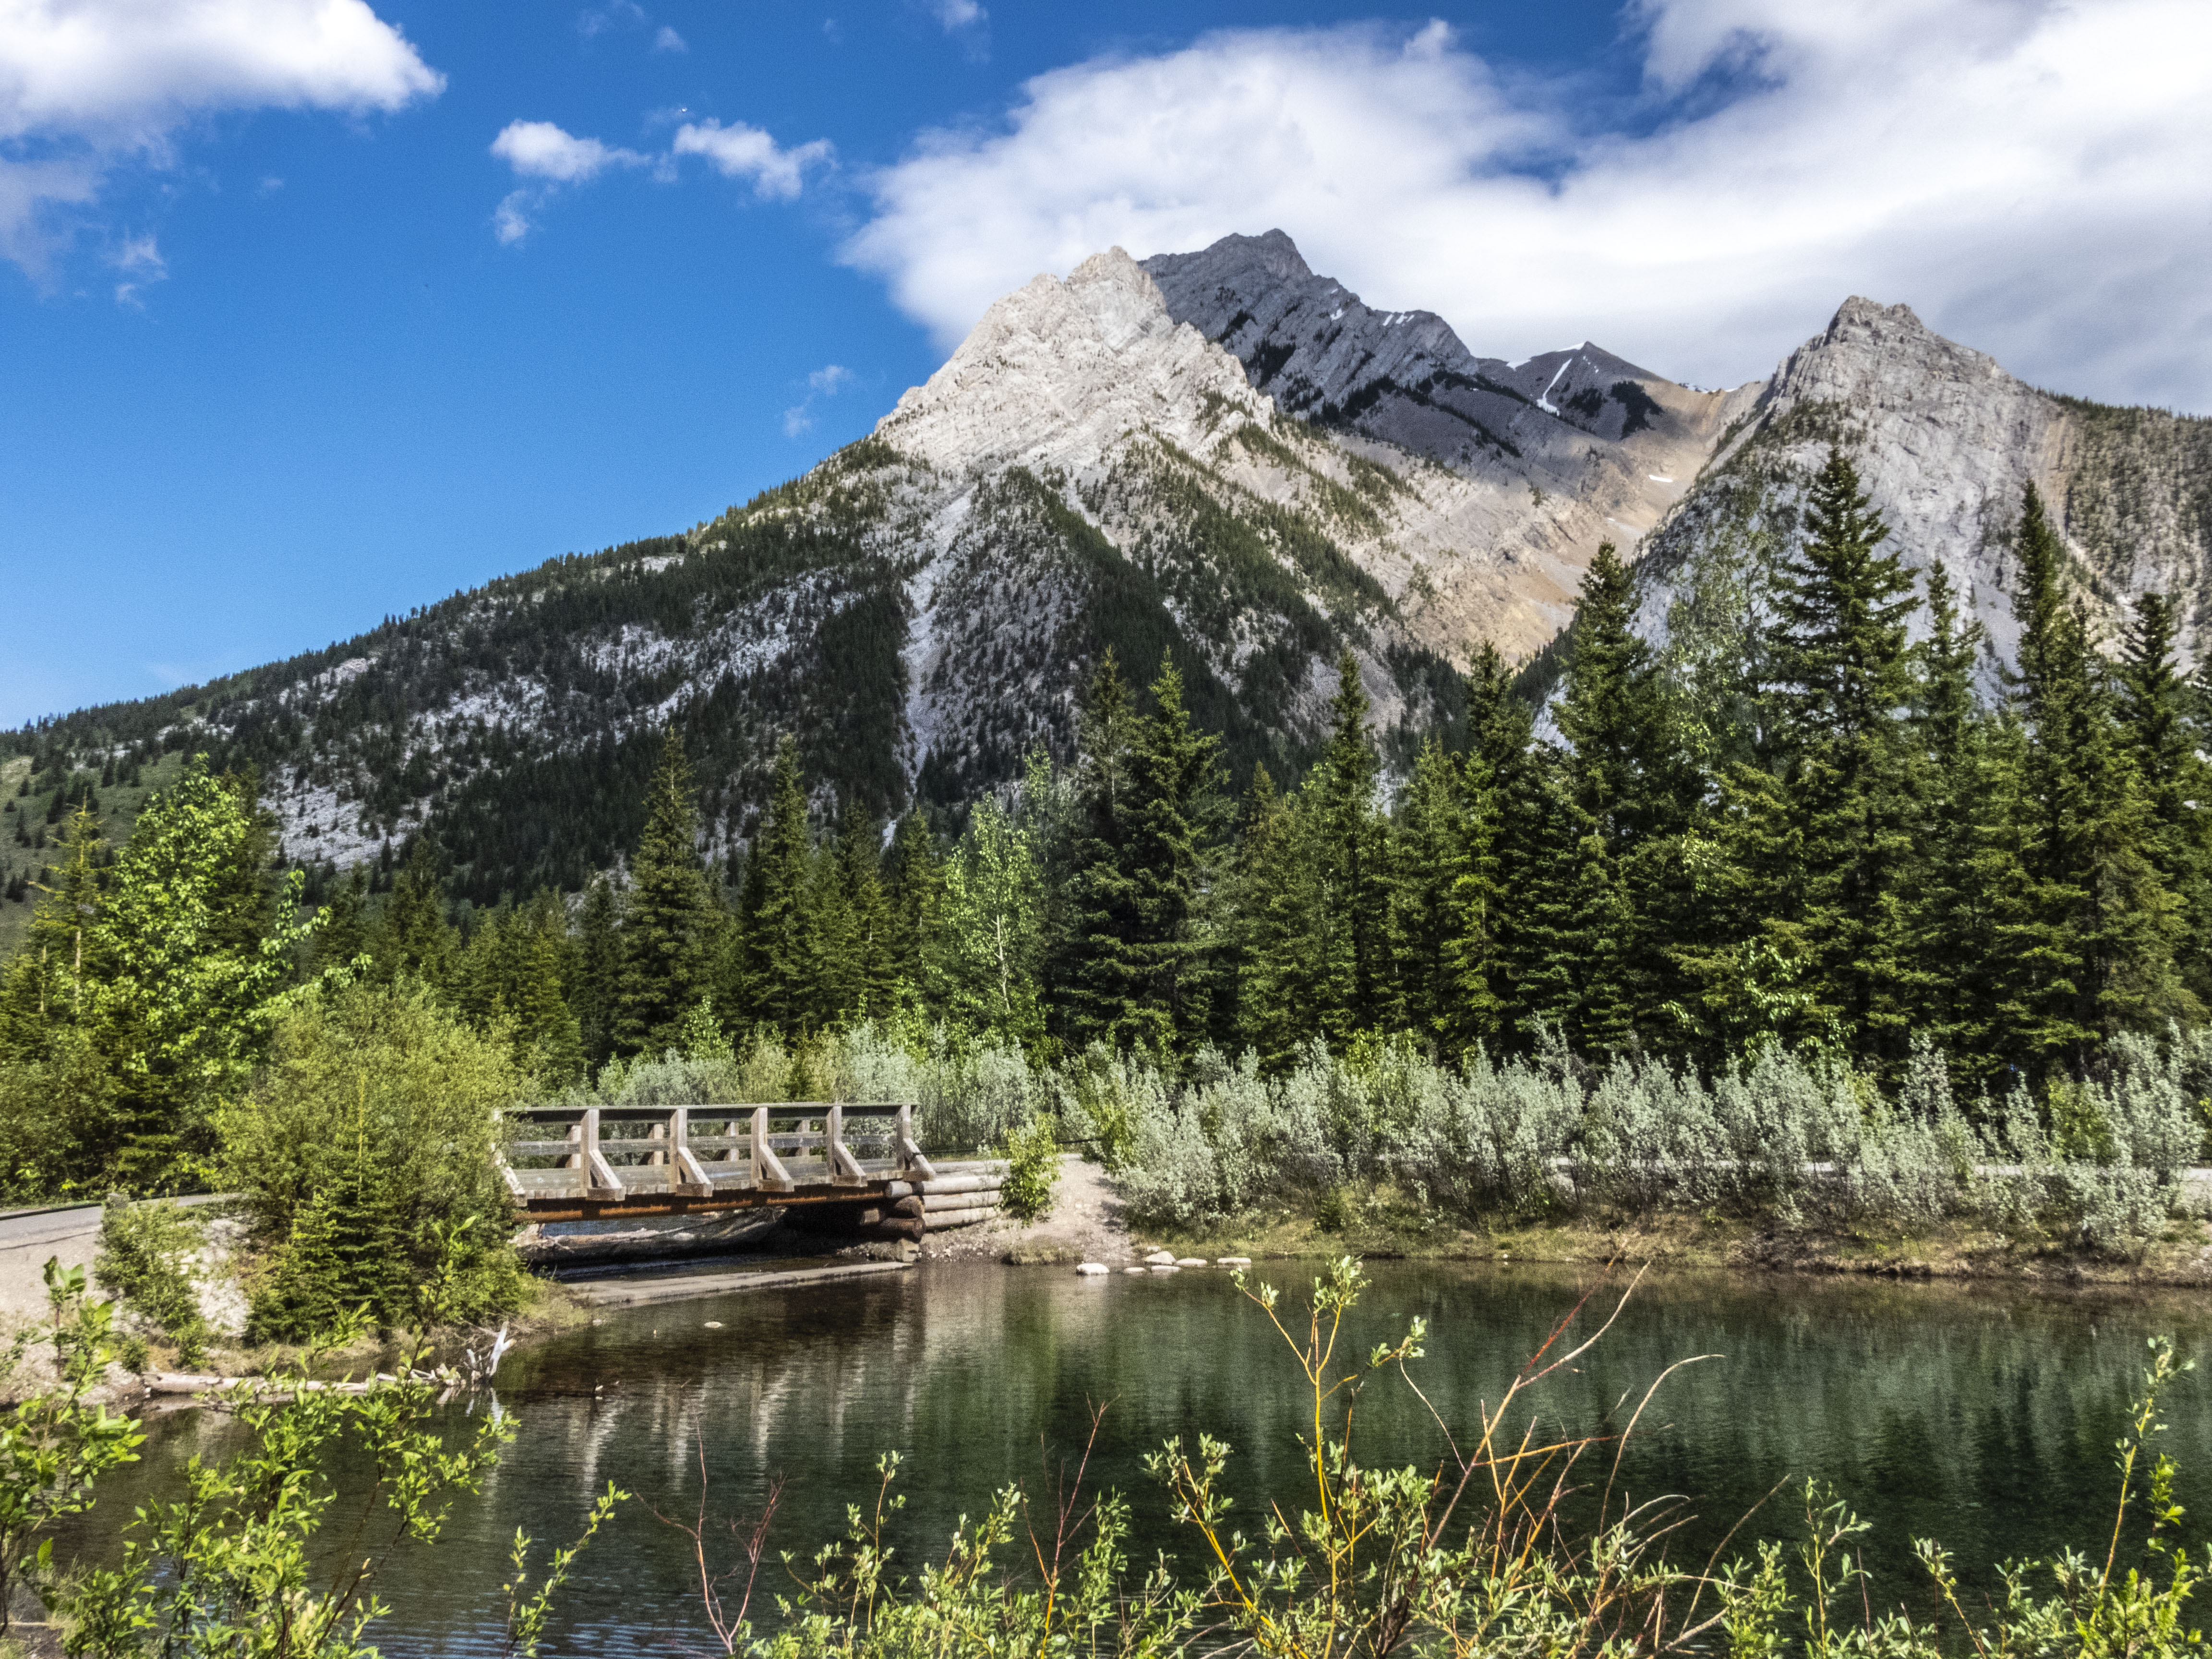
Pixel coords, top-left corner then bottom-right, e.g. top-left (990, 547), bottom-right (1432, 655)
top-left (496, 1101), bottom-right (934, 1205)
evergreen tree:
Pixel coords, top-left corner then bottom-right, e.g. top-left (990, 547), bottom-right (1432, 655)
top-left (1460, 643), bottom-right (1551, 1045)
top-left (313, 864), bottom-right (373, 977)
top-left (1238, 780), bottom-right (1347, 1070)
top-left (1762, 449), bottom-right (1921, 1058)
top-left (1389, 738), bottom-right (1482, 1047)
top-left (1114, 655), bottom-right (1224, 1057)
top-left (2118, 591), bottom-right (2212, 1006)
top-left (1309, 651), bottom-right (1395, 1038)
top-left (575, 873), bottom-right (623, 1071)
top-left (739, 735), bottom-right (817, 1037)
top-left (1058, 653), bottom-right (1142, 1048)
top-left (373, 838), bottom-right (456, 991)
top-left (2005, 485), bottom-right (2188, 1055)
top-left (1899, 563), bottom-right (2018, 1079)
top-left (830, 799), bottom-right (898, 1023)
top-left (615, 725), bottom-right (721, 1055)
top-left (882, 810), bottom-right (942, 1008)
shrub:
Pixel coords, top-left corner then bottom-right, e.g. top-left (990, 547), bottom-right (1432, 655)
top-left (92, 1196), bottom-right (209, 1367)
top-left (216, 979), bottom-right (529, 1340)
top-left (997, 1114), bottom-right (1061, 1221)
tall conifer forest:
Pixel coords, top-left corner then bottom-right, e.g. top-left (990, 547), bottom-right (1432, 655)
top-left (6, 454), bottom-right (2212, 1203)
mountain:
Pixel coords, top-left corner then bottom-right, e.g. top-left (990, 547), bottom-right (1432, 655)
top-left (1622, 297), bottom-right (2212, 680)
top-left (5, 231), bottom-right (2207, 919)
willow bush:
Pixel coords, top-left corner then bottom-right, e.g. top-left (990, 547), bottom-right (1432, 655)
top-left (1076, 1028), bottom-right (2210, 1245)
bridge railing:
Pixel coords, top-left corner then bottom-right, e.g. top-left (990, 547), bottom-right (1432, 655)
top-left (500, 1102), bottom-right (937, 1204)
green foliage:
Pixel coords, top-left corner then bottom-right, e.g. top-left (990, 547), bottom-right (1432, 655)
top-left (0, 1262), bottom-right (144, 1635)
top-left (0, 757), bottom-right (303, 1191)
top-left (216, 980), bottom-right (529, 1339)
top-left (996, 1114), bottom-right (1061, 1222)
top-left (92, 1198), bottom-right (209, 1368)
top-left (53, 1231), bottom-right (614, 1659)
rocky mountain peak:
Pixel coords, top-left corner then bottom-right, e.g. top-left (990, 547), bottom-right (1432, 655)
top-left (875, 245), bottom-right (1265, 477)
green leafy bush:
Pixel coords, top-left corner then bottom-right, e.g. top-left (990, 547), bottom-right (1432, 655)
top-left (217, 979), bottom-right (530, 1340)
top-left (996, 1115), bottom-right (1060, 1222)
top-left (92, 1197), bottom-right (209, 1367)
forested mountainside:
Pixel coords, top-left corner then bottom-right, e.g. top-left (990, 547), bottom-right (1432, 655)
top-left (4, 234), bottom-right (2208, 922)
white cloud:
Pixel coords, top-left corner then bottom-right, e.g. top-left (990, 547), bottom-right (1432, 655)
top-left (653, 25), bottom-right (687, 53)
top-left (490, 119), bottom-right (651, 244)
top-left (672, 119), bottom-right (833, 200)
top-left (109, 228), bottom-right (161, 306)
top-left (491, 119), bottom-right (644, 183)
top-left (931, 0), bottom-right (984, 30)
top-left (843, 3), bottom-right (2212, 411)
top-left (493, 115), bottom-right (830, 241)
top-left (0, 0), bottom-right (441, 275)
top-left (785, 362), bottom-right (854, 435)
top-left (577, 1), bottom-right (645, 39)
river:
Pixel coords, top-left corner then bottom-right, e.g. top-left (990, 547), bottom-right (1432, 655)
top-left (61, 1260), bottom-right (2212, 1653)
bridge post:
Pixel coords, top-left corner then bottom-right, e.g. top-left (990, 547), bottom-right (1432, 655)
top-left (895, 1104), bottom-right (937, 1183)
top-left (582, 1106), bottom-right (626, 1201)
top-left (671, 1106), bottom-right (715, 1198)
top-left (751, 1106), bottom-right (794, 1192)
top-left (827, 1103), bottom-right (866, 1185)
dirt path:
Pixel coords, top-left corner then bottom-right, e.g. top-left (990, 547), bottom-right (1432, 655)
top-left (919, 1156), bottom-right (1139, 1264)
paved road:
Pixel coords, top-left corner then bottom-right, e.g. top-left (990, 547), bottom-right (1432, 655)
top-left (0, 1195), bottom-right (230, 1325)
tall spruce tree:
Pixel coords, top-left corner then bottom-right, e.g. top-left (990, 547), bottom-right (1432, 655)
top-left (740, 735), bottom-right (817, 1037)
top-left (1058, 653), bottom-right (1142, 1047)
top-left (575, 873), bottom-right (623, 1071)
top-left (1459, 642), bottom-right (1551, 1046)
top-left (1310, 651), bottom-right (1395, 1037)
top-left (2118, 591), bottom-right (2212, 1007)
top-left (1114, 655), bottom-right (1224, 1057)
top-left (1389, 738), bottom-right (1485, 1048)
top-left (373, 838), bottom-right (456, 991)
top-left (614, 726), bottom-right (721, 1055)
top-left (2005, 485), bottom-right (2186, 1056)
top-left (882, 810), bottom-right (942, 1007)
top-left (1763, 448), bottom-right (1921, 1059)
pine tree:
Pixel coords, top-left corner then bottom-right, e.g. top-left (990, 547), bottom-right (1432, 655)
top-left (882, 810), bottom-right (942, 1009)
top-left (1058, 653), bottom-right (1142, 1048)
top-left (2118, 591), bottom-right (2212, 1007)
top-left (374, 837), bottom-right (456, 990)
top-left (615, 726), bottom-right (721, 1056)
top-left (1238, 779), bottom-right (1346, 1070)
top-left (1763, 448), bottom-right (1922, 1060)
top-left (1309, 650), bottom-right (1394, 1038)
top-left (575, 873), bottom-right (623, 1071)
top-left (1389, 738), bottom-right (1476, 1047)
top-left (1460, 643), bottom-right (1551, 1046)
top-left (740, 734), bottom-right (817, 1037)
top-left (831, 799), bottom-right (897, 1023)
top-left (314, 864), bottom-right (373, 977)
top-left (1899, 563), bottom-right (2017, 1079)
top-left (1114, 655), bottom-right (1224, 1057)
top-left (2005, 485), bottom-right (2187, 1056)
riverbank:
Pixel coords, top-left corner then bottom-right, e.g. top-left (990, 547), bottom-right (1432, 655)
top-left (1128, 1183), bottom-right (2212, 1285)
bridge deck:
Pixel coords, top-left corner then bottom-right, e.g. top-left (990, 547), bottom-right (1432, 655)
top-left (503, 1101), bottom-right (937, 1223)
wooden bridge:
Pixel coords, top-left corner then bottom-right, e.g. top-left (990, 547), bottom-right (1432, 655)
top-left (501, 1102), bottom-right (941, 1224)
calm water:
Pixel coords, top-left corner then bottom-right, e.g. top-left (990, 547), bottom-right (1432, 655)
top-left (63, 1262), bottom-right (2212, 1653)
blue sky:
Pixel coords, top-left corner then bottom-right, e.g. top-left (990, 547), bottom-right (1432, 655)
top-left (3, 0), bottom-right (2207, 726)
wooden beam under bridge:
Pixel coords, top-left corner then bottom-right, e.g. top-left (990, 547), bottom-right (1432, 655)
top-left (501, 1101), bottom-right (938, 1224)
